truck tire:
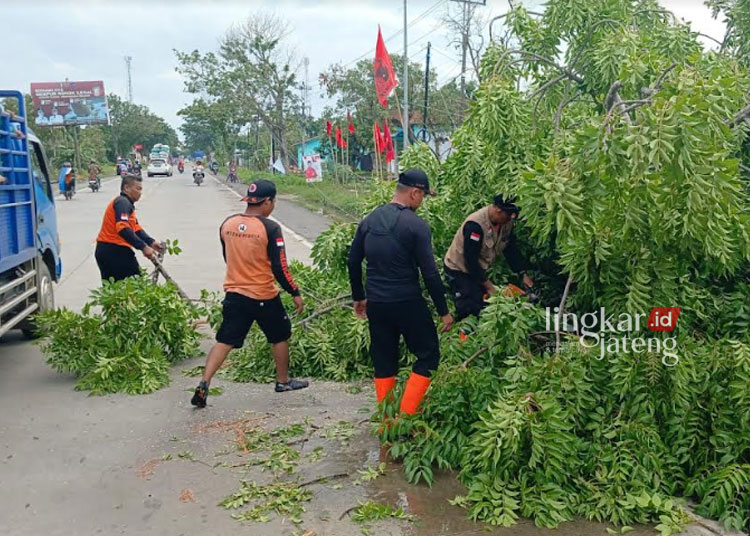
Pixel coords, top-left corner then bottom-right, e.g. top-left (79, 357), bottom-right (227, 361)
top-left (21, 261), bottom-right (54, 340)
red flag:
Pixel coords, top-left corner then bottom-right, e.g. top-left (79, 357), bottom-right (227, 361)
top-left (348, 110), bottom-right (355, 135)
top-left (383, 121), bottom-right (395, 163)
top-left (373, 122), bottom-right (381, 153)
top-left (374, 121), bottom-right (385, 154)
top-left (326, 120), bottom-right (332, 137)
top-left (335, 126), bottom-right (343, 147)
top-left (373, 27), bottom-right (398, 108)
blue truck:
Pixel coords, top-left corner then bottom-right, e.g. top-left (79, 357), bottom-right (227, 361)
top-left (0, 90), bottom-right (61, 338)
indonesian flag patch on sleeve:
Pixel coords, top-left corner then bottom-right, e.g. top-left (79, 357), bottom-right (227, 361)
top-left (276, 237), bottom-right (285, 247)
top-left (120, 214), bottom-right (129, 221)
top-left (469, 232), bottom-right (481, 242)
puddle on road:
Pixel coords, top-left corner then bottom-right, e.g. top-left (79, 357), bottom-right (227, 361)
top-left (366, 449), bottom-right (654, 536)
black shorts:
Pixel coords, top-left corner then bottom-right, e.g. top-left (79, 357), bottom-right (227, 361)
top-left (216, 292), bottom-right (291, 347)
top-left (445, 267), bottom-right (485, 321)
top-left (95, 242), bottom-right (141, 282)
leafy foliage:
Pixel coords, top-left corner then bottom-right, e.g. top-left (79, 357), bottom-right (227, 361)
top-left (205, 1), bottom-right (750, 533)
top-left (37, 276), bottom-right (201, 394)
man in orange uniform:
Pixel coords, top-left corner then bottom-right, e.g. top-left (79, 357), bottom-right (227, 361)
top-left (191, 180), bottom-right (308, 408)
top-left (95, 174), bottom-right (163, 281)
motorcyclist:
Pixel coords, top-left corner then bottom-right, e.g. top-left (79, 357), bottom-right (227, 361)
top-left (64, 167), bottom-right (76, 197)
top-left (118, 160), bottom-right (129, 176)
top-left (88, 160), bottom-right (101, 187)
top-left (133, 160), bottom-right (142, 176)
top-left (177, 158), bottom-right (185, 173)
top-left (228, 161), bottom-right (238, 182)
top-left (209, 160), bottom-right (219, 175)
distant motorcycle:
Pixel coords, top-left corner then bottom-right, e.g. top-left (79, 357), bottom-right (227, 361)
top-left (88, 176), bottom-right (100, 192)
top-left (178, 162), bottom-right (184, 174)
top-left (209, 162), bottom-right (219, 176)
top-left (228, 170), bottom-right (238, 183)
top-left (193, 167), bottom-right (204, 186)
top-left (63, 177), bottom-right (75, 200)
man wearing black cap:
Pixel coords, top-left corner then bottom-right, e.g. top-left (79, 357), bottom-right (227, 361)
top-left (347, 168), bottom-right (453, 416)
top-left (443, 194), bottom-right (534, 321)
top-left (191, 179), bottom-right (308, 408)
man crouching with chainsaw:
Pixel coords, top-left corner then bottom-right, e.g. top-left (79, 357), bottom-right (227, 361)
top-left (443, 194), bottom-right (534, 321)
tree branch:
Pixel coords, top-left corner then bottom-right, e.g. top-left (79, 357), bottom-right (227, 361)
top-left (555, 275), bottom-right (573, 353)
top-left (554, 79), bottom-right (574, 131)
top-left (727, 104), bottom-right (750, 127)
top-left (500, 50), bottom-right (584, 83)
top-left (460, 342), bottom-right (501, 370)
top-left (488, 11), bottom-right (544, 43)
top-left (293, 299), bottom-right (352, 327)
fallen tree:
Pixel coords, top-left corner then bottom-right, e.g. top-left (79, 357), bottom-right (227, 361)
top-left (227, 1), bottom-right (750, 533)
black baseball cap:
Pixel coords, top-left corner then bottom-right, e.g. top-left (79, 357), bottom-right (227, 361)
top-left (398, 168), bottom-right (435, 196)
top-left (493, 194), bottom-right (521, 218)
top-left (242, 179), bottom-right (277, 204)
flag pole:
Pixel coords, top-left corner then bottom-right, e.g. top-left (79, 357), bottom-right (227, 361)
top-left (329, 136), bottom-right (338, 183)
top-left (375, 138), bottom-right (381, 179)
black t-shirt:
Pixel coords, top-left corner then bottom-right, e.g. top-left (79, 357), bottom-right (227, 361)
top-left (347, 203), bottom-right (448, 316)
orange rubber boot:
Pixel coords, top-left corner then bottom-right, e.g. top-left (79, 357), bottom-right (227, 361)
top-left (399, 372), bottom-right (431, 415)
top-left (375, 377), bottom-right (397, 403)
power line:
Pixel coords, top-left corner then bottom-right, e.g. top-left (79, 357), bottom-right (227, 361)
top-left (342, 0), bottom-right (448, 67)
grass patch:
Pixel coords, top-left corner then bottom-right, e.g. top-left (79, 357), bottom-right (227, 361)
top-left (235, 169), bottom-right (373, 221)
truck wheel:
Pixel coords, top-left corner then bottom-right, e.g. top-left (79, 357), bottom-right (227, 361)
top-left (21, 261), bottom-right (54, 339)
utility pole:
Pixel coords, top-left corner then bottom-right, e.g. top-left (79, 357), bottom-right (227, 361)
top-left (449, 0), bottom-right (486, 95)
top-left (422, 43), bottom-right (431, 142)
top-left (303, 57), bottom-right (310, 119)
top-left (124, 56), bottom-right (133, 103)
top-left (460, 3), bottom-right (467, 94)
top-left (402, 0), bottom-right (409, 149)
top-left (71, 125), bottom-right (81, 177)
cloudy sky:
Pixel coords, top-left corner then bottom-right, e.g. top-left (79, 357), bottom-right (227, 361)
top-left (3, 0), bottom-right (726, 136)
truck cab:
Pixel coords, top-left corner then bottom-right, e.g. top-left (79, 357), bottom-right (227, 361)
top-left (0, 90), bottom-right (61, 338)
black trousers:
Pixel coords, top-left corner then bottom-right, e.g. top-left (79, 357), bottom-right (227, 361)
top-left (445, 267), bottom-right (486, 321)
top-left (95, 242), bottom-right (140, 282)
top-left (366, 299), bottom-right (440, 378)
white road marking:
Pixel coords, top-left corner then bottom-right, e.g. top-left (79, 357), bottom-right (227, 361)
top-left (210, 175), bottom-right (314, 250)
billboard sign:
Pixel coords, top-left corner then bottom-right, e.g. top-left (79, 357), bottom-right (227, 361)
top-left (30, 80), bottom-right (109, 126)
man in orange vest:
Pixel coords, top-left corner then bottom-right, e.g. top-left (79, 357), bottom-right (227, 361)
top-left (191, 180), bottom-right (308, 408)
top-left (95, 174), bottom-right (164, 281)
top-left (443, 194), bottom-right (534, 321)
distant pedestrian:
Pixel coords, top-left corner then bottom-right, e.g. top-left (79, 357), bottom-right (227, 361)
top-left (347, 168), bottom-right (453, 415)
top-left (191, 179), bottom-right (308, 409)
top-left (95, 174), bottom-right (164, 281)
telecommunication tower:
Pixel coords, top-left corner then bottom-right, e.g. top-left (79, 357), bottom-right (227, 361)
top-left (124, 56), bottom-right (133, 103)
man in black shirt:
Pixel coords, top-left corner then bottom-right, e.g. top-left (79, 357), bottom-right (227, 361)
top-left (443, 194), bottom-right (534, 321)
top-left (348, 168), bottom-right (453, 415)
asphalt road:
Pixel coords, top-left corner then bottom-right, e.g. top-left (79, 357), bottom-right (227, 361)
top-left (0, 172), bottom-right (379, 536)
